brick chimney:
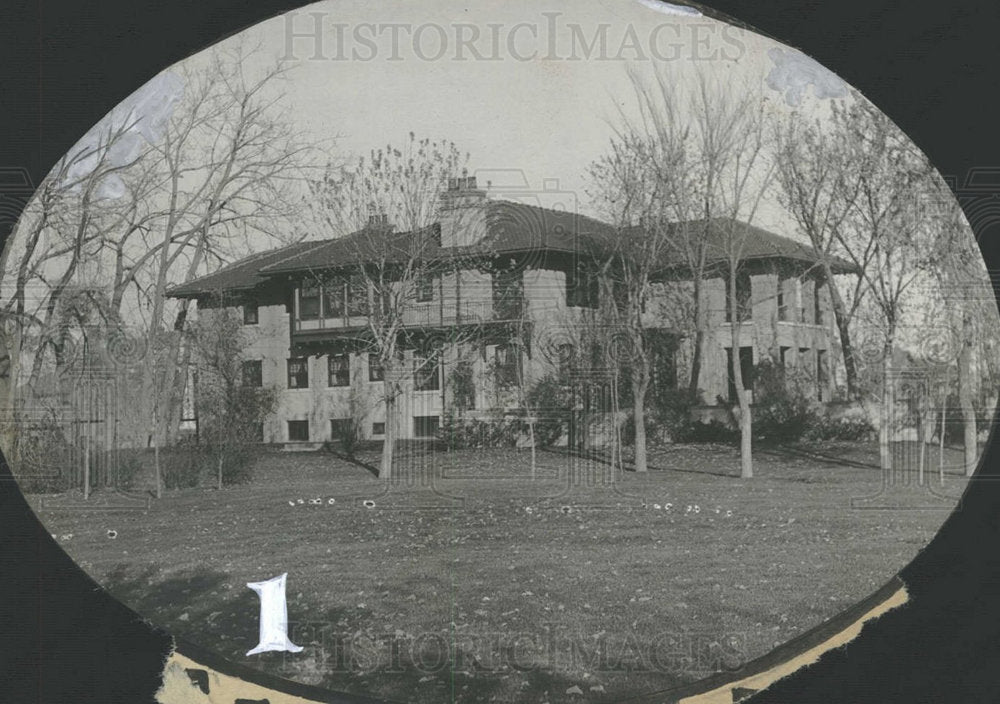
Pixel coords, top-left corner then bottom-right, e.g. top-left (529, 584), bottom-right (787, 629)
top-left (438, 176), bottom-right (488, 248)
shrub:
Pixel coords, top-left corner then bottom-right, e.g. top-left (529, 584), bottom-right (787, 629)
top-left (805, 414), bottom-right (876, 442)
top-left (524, 374), bottom-right (573, 447)
top-left (331, 417), bottom-right (362, 459)
top-left (160, 443), bottom-right (202, 489)
top-left (684, 419), bottom-right (740, 444)
top-left (9, 413), bottom-right (74, 493)
top-left (436, 414), bottom-right (521, 450)
top-left (751, 359), bottom-right (818, 445)
top-left (648, 387), bottom-right (704, 443)
top-left (115, 450), bottom-right (144, 491)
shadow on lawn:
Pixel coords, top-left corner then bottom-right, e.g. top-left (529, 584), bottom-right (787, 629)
top-left (99, 563), bottom-right (600, 703)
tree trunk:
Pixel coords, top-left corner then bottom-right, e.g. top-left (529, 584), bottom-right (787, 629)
top-left (632, 369), bottom-right (649, 473)
top-left (958, 312), bottom-right (977, 476)
top-left (820, 263), bottom-right (859, 400)
top-left (729, 267), bottom-right (752, 479)
top-left (218, 454), bottom-right (224, 491)
top-left (380, 372), bottom-right (397, 480)
top-left (879, 338), bottom-right (894, 473)
top-left (688, 274), bottom-right (705, 397)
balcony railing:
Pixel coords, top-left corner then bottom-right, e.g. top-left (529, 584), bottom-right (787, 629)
top-left (294, 298), bottom-right (523, 333)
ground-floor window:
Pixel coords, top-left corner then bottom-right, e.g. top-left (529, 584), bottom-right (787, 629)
top-left (287, 419), bottom-right (309, 441)
top-left (372, 421), bottom-right (386, 436)
top-left (413, 415), bottom-right (440, 438)
top-left (414, 351), bottom-right (441, 391)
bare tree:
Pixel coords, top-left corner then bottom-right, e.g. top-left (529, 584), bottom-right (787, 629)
top-left (926, 182), bottom-right (997, 476)
top-left (117, 43), bottom-right (315, 453)
top-left (774, 111), bottom-right (872, 400)
top-left (828, 98), bottom-right (939, 471)
top-left (0, 115), bottom-right (146, 456)
top-left (189, 308), bottom-right (278, 491)
top-left (309, 135), bottom-right (479, 479)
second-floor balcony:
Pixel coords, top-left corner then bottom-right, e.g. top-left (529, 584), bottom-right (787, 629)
top-left (293, 297), bottom-right (524, 334)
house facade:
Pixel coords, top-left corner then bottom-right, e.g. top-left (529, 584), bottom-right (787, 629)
top-left (169, 177), bottom-right (852, 446)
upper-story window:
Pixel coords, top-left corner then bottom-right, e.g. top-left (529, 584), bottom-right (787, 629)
top-left (494, 342), bottom-right (521, 387)
top-left (415, 273), bottom-right (435, 303)
top-left (813, 280), bottom-right (824, 325)
top-left (299, 285), bottom-right (321, 320)
top-left (492, 270), bottom-right (524, 319)
top-left (328, 353), bottom-right (350, 387)
top-left (241, 360), bottom-right (263, 387)
top-left (368, 353), bottom-right (385, 382)
top-left (413, 351), bottom-right (441, 391)
top-left (566, 266), bottom-right (598, 309)
top-left (724, 271), bottom-right (752, 323)
top-left (287, 357), bottom-right (309, 389)
top-left (347, 274), bottom-right (367, 316)
top-left (323, 277), bottom-right (345, 317)
top-left (243, 302), bottom-right (259, 325)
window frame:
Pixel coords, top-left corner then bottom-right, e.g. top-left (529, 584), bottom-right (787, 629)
top-left (413, 351), bottom-right (441, 392)
top-left (287, 357), bottom-right (310, 389)
top-left (243, 302), bottom-right (259, 325)
top-left (287, 419), bottom-right (310, 442)
top-left (368, 353), bottom-right (385, 382)
top-left (327, 353), bottom-right (351, 388)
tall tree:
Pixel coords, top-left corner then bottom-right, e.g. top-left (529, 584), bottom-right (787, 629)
top-left (829, 98), bottom-right (938, 471)
top-left (774, 111), bottom-right (871, 400)
top-left (308, 135), bottom-right (480, 479)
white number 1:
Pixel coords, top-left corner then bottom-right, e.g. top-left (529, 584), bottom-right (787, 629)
top-left (245, 573), bottom-right (304, 656)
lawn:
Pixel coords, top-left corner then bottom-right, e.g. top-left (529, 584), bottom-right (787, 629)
top-left (32, 442), bottom-right (968, 704)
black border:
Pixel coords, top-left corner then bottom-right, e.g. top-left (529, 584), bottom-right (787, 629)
top-left (1, 1), bottom-right (998, 703)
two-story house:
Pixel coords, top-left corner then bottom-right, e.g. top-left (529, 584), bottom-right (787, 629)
top-left (168, 177), bottom-right (855, 445)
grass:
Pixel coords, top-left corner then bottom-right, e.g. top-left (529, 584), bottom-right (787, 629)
top-left (33, 441), bottom-right (968, 704)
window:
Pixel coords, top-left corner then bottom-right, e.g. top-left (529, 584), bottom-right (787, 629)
top-left (299, 284), bottom-right (321, 320)
top-left (416, 273), bottom-right (435, 303)
top-left (251, 422), bottom-right (265, 442)
top-left (347, 274), bottom-right (367, 316)
top-left (566, 266), bottom-right (598, 309)
top-left (287, 420), bottom-right (309, 442)
top-left (327, 353), bottom-right (350, 387)
top-left (492, 270), bottom-right (524, 319)
top-left (287, 357), bottom-right (309, 389)
top-left (813, 280), bottom-right (824, 325)
top-left (323, 277), bottom-right (345, 317)
top-left (724, 271), bottom-right (752, 323)
top-left (372, 422), bottom-right (385, 436)
top-left (777, 278), bottom-right (789, 322)
top-left (494, 342), bottom-right (520, 387)
top-left (779, 346), bottom-right (791, 368)
top-left (241, 360), bottom-right (263, 388)
top-left (413, 415), bottom-right (440, 438)
top-left (243, 303), bottom-right (259, 325)
top-left (725, 346), bottom-right (754, 402)
top-left (414, 351), bottom-right (441, 391)
top-left (368, 354), bottom-right (385, 382)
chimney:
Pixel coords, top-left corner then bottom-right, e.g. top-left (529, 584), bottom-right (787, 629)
top-left (438, 176), bottom-right (488, 248)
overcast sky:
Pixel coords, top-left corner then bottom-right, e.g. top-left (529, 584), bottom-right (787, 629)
top-left (203, 0), bottom-right (850, 232)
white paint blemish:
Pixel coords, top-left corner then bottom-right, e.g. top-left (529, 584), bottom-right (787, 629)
top-left (634, 0), bottom-right (702, 17)
top-left (63, 71), bottom-right (184, 199)
top-left (766, 47), bottom-right (848, 106)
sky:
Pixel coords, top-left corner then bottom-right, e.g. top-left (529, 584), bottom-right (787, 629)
top-left (181, 0), bottom-right (849, 232)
